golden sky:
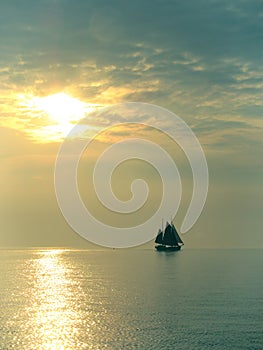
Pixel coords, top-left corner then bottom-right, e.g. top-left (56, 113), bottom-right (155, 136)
top-left (0, 0), bottom-right (262, 248)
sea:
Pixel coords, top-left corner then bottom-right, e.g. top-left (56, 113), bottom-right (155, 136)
top-left (0, 249), bottom-right (262, 350)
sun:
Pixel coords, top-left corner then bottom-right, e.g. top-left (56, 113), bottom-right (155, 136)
top-left (32, 92), bottom-right (86, 123)
top-left (17, 92), bottom-right (102, 142)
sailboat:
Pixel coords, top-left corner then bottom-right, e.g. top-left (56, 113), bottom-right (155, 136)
top-left (155, 221), bottom-right (184, 251)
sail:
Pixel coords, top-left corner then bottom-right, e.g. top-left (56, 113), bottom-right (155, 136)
top-left (171, 223), bottom-right (184, 245)
top-left (155, 229), bottom-right (163, 244)
top-left (163, 222), bottom-right (178, 246)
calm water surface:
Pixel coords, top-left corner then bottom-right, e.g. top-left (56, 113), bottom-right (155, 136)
top-left (0, 249), bottom-right (262, 349)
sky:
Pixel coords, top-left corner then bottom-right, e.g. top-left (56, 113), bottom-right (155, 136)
top-left (0, 0), bottom-right (262, 248)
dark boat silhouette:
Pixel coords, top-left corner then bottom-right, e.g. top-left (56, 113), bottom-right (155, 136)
top-left (155, 221), bottom-right (184, 251)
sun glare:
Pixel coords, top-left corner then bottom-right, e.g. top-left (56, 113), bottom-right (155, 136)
top-left (18, 92), bottom-right (102, 142)
top-left (32, 92), bottom-right (86, 123)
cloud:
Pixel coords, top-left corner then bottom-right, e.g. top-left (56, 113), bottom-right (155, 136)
top-left (0, 1), bottom-right (262, 157)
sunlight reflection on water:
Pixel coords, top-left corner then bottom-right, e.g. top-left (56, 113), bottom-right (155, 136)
top-left (21, 250), bottom-right (96, 349)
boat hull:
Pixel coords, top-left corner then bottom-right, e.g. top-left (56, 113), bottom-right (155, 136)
top-left (155, 245), bottom-right (181, 252)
